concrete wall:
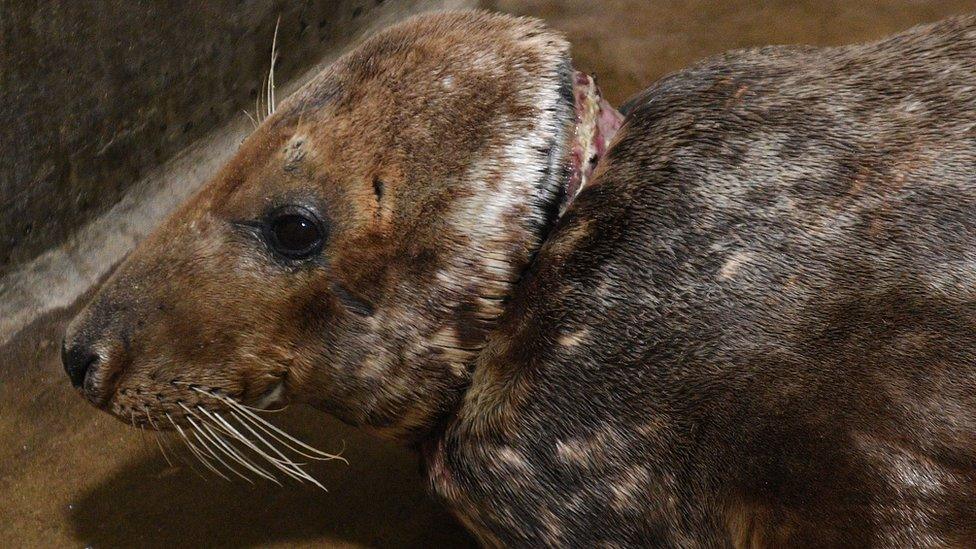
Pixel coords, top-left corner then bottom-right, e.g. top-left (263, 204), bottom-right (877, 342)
top-left (3, 2), bottom-right (974, 547)
top-left (0, 0), bottom-right (472, 343)
top-left (0, 0), bottom-right (460, 276)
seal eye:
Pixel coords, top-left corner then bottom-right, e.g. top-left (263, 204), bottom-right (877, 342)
top-left (266, 207), bottom-right (325, 259)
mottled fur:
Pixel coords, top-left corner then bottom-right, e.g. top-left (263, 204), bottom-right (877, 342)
top-left (64, 11), bottom-right (575, 441)
top-left (439, 14), bottom-right (976, 547)
top-left (64, 11), bottom-right (976, 548)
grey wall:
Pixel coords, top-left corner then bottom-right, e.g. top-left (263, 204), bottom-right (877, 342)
top-left (0, 0), bottom-right (457, 276)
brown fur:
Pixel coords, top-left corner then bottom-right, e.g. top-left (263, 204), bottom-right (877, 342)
top-left (64, 10), bottom-right (976, 547)
top-left (64, 11), bottom-right (575, 442)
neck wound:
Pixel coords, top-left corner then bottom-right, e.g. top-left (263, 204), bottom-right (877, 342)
top-left (560, 71), bottom-right (624, 215)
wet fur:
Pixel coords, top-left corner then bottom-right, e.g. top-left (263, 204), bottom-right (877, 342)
top-left (65, 11), bottom-right (976, 547)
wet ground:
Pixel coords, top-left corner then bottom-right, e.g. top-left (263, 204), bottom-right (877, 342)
top-left (3, 1), bottom-right (974, 547)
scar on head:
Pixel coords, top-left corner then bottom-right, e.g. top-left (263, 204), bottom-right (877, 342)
top-left (284, 136), bottom-right (307, 170)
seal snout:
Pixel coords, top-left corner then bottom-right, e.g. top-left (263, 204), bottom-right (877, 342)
top-left (61, 317), bottom-right (125, 409)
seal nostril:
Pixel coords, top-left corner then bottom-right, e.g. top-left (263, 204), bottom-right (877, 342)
top-left (61, 339), bottom-right (100, 389)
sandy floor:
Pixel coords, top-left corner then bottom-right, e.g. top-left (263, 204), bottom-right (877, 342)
top-left (3, 1), bottom-right (974, 547)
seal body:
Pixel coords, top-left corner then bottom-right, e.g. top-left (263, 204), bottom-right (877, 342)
top-left (62, 11), bottom-right (976, 547)
top-left (431, 15), bottom-right (976, 547)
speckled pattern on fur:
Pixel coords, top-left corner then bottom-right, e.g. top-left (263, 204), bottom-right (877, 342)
top-left (64, 10), bottom-right (976, 547)
top-left (437, 13), bottom-right (976, 547)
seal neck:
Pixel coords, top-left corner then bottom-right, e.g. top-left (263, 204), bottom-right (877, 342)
top-left (416, 72), bottom-right (623, 448)
top-left (396, 71), bottom-right (625, 448)
top-left (559, 71), bottom-right (624, 215)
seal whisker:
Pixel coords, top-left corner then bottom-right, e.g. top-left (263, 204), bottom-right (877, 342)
top-left (198, 407), bottom-right (311, 486)
top-left (242, 109), bottom-right (259, 130)
top-left (163, 433), bottom-right (208, 481)
top-left (132, 410), bottom-right (154, 461)
top-left (219, 409), bottom-right (328, 488)
top-left (220, 409), bottom-right (328, 491)
top-left (175, 382), bottom-right (286, 414)
top-left (186, 386), bottom-right (344, 462)
top-left (179, 405), bottom-right (254, 483)
top-left (130, 409), bottom-right (143, 436)
top-left (143, 408), bottom-right (178, 469)
top-left (181, 423), bottom-right (229, 479)
top-left (231, 404), bottom-right (344, 464)
top-left (153, 431), bottom-right (175, 468)
top-left (216, 392), bottom-right (346, 462)
top-left (168, 413), bottom-right (230, 481)
top-left (197, 415), bottom-right (280, 484)
top-left (255, 75), bottom-right (263, 124)
top-left (185, 415), bottom-right (254, 483)
top-left (218, 410), bottom-right (310, 467)
top-left (189, 405), bottom-right (282, 484)
top-left (267, 15), bottom-right (280, 118)
top-left (244, 400), bottom-right (289, 414)
top-left (143, 408), bottom-right (159, 430)
top-left (168, 413), bottom-right (227, 479)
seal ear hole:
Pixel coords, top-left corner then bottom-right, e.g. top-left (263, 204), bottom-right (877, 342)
top-left (372, 176), bottom-right (384, 203)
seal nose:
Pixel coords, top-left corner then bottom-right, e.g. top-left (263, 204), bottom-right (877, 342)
top-left (63, 299), bottom-right (131, 408)
top-left (62, 338), bottom-right (101, 389)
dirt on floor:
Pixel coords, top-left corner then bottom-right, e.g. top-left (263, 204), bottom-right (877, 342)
top-left (2, 1), bottom-right (974, 547)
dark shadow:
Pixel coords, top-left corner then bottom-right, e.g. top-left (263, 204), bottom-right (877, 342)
top-left (67, 408), bottom-right (476, 548)
top-left (2, 282), bottom-right (474, 547)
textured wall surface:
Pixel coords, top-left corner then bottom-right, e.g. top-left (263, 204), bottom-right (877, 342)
top-left (0, 0), bottom-right (444, 275)
top-left (488, 0), bottom-right (976, 106)
top-left (2, 1), bottom-right (974, 547)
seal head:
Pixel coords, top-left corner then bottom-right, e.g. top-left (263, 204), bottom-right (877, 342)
top-left (62, 11), bottom-right (620, 443)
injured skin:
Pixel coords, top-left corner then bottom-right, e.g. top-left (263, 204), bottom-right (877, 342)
top-left (563, 71), bottom-right (625, 214)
